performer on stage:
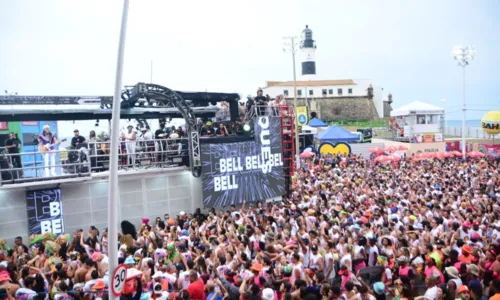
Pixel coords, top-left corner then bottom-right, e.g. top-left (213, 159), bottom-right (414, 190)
top-left (122, 125), bottom-right (137, 166)
top-left (38, 125), bottom-right (60, 177)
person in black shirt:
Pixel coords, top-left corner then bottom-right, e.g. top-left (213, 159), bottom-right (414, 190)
top-left (254, 89), bottom-right (268, 115)
top-left (71, 129), bottom-right (86, 148)
top-left (4, 132), bottom-right (22, 168)
top-left (245, 95), bottom-right (255, 116)
top-left (200, 122), bottom-right (215, 136)
top-left (254, 89), bottom-right (266, 102)
top-left (217, 123), bottom-right (229, 136)
top-left (155, 121), bottom-right (168, 162)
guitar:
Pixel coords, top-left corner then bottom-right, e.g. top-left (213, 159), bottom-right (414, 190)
top-left (38, 138), bottom-right (67, 153)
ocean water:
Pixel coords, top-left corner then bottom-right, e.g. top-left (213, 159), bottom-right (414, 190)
top-left (446, 120), bottom-right (482, 128)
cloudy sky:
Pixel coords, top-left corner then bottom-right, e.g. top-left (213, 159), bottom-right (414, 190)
top-left (1, 0), bottom-right (499, 120)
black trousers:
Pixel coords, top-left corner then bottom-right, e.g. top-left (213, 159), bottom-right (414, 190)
top-left (10, 154), bottom-right (22, 169)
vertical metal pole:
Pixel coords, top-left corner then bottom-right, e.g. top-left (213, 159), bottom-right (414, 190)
top-left (150, 60), bottom-right (153, 83)
top-left (292, 37), bottom-right (300, 169)
top-left (461, 66), bottom-right (466, 159)
top-left (108, 1), bottom-right (129, 299)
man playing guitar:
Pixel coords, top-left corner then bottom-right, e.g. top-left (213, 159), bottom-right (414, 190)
top-left (38, 125), bottom-right (65, 177)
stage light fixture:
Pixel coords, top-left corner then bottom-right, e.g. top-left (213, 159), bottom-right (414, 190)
top-left (243, 124), bottom-right (251, 132)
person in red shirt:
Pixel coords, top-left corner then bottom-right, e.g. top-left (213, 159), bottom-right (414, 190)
top-left (187, 270), bottom-right (206, 300)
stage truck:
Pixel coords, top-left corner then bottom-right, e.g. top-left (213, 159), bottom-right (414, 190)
top-left (0, 83), bottom-right (293, 208)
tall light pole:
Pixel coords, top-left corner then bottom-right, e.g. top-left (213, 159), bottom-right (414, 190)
top-left (283, 36), bottom-right (301, 167)
top-left (452, 45), bottom-right (475, 159)
top-left (441, 98), bottom-right (447, 135)
top-left (108, 1), bottom-right (130, 298)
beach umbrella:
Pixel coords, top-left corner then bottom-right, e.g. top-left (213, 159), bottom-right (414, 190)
top-left (385, 146), bottom-right (397, 152)
top-left (434, 152), bottom-right (446, 159)
top-left (468, 151), bottom-right (485, 158)
top-left (397, 145), bottom-right (408, 151)
top-left (444, 151), bottom-right (454, 158)
top-left (369, 147), bottom-right (385, 154)
top-left (374, 155), bottom-right (390, 163)
top-left (300, 151), bottom-right (316, 158)
top-left (452, 150), bottom-right (462, 157)
top-left (419, 153), bottom-right (432, 160)
top-left (388, 155), bottom-right (401, 162)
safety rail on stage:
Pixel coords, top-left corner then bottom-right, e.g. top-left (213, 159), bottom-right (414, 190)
top-left (0, 137), bottom-right (189, 186)
top-left (243, 104), bottom-right (284, 122)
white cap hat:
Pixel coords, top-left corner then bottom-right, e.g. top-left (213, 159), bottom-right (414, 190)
top-left (43, 124), bottom-right (50, 130)
top-left (262, 288), bottom-right (274, 300)
top-left (152, 271), bottom-right (164, 279)
top-left (179, 211), bottom-right (186, 216)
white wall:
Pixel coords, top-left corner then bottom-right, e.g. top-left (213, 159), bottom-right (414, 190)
top-left (0, 168), bottom-right (203, 244)
top-left (263, 84), bottom-right (360, 99)
top-left (262, 79), bottom-right (386, 119)
top-left (372, 86), bottom-right (384, 118)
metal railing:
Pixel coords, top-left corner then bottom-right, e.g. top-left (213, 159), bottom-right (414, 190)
top-left (444, 126), bottom-right (495, 139)
top-left (87, 138), bottom-right (189, 172)
top-left (243, 104), bottom-right (288, 122)
top-left (0, 148), bottom-right (91, 185)
top-left (0, 137), bottom-right (190, 186)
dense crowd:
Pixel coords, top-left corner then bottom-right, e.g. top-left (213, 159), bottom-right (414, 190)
top-left (1, 154), bottom-right (499, 300)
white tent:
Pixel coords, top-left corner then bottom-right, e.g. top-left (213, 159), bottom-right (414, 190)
top-left (391, 101), bottom-right (444, 117)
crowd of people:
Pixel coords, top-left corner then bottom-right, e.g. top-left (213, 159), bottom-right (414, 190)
top-left (1, 154), bottom-right (499, 300)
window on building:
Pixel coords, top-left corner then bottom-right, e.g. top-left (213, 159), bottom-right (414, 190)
top-left (417, 115), bottom-right (426, 124)
top-left (309, 89), bottom-right (313, 96)
top-left (328, 89), bottom-right (333, 95)
top-left (322, 89), bottom-right (327, 96)
top-left (337, 88), bottom-right (343, 95)
top-left (348, 88), bottom-right (353, 94)
top-left (297, 89), bottom-right (302, 96)
top-left (283, 90), bottom-right (289, 96)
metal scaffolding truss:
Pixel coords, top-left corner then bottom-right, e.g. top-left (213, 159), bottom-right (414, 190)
top-left (123, 83), bottom-right (201, 177)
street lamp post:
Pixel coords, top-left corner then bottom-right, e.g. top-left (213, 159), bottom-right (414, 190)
top-left (441, 98), bottom-right (447, 135)
top-left (108, 1), bottom-right (130, 299)
top-left (452, 45), bottom-right (475, 159)
top-left (283, 36), bottom-right (300, 168)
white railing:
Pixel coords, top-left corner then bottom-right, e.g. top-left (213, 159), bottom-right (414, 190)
top-left (0, 148), bottom-right (91, 185)
top-left (0, 137), bottom-right (190, 186)
top-left (86, 138), bottom-right (189, 171)
top-left (444, 126), bottom-right (494, 139)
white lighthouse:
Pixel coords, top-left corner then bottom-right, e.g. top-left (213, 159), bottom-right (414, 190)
top-left (300, 25), bottom-right (317, 80)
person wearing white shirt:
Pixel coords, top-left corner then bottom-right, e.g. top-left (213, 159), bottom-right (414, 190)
top-left (122, 125), bottom-right (137, 166)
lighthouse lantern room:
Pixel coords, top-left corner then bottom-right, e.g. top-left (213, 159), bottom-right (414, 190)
top-left (300, 25), bottom-right (317, 79)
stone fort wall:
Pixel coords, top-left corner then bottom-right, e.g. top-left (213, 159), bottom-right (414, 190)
top-left (285, 96), bottom-right (383, 121)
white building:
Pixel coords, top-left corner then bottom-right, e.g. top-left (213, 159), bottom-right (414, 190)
top-left (262, 79), bottom-right (387, 119)
top-left (262, 25), bottom-right (389, 119)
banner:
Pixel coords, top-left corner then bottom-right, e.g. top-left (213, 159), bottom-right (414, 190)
top-left (408, 142), bottom-right (446, 155)
top-left (26, 189), bottom-right (64, 235)
top-left (477, 144), bottom-right (500, 157)
top-left (201, 116), bottom-right (285, 208)
top-left (296, 106), bottom-right (308, 126)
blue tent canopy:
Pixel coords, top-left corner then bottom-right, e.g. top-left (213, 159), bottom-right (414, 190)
top-left (308, 118), bottom-right (328, 127)
top-left (315, 125), bottom-right (360, 142)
